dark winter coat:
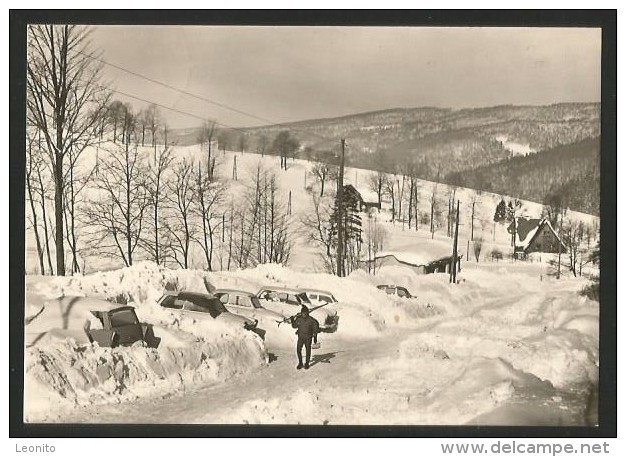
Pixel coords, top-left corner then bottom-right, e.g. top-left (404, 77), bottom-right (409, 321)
top-left (291, 314), bottom-right (320, 338)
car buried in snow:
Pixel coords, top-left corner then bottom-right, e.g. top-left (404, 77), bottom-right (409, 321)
top-left (25, 296), bottom-right (161, 348)
top-left (377, 284), bottom-right (413, 298)
top-left (255, 286), bottom-right (339, 333)
top-left (302, 289), bottom-right (339, 305)
top-left (212, 289), bottom-right (285, 327)
top-left (156, 291), bottom-right (266, 340)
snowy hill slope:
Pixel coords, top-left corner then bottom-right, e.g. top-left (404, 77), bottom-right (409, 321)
top-left (23, 141), bottom-right (599, 424)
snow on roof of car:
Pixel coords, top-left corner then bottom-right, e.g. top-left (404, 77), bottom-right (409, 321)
top-left (304, 289), bottom-right (336, 296)
top-left (213, 289), bottom-right (256, 296)
top-left (257, 286), bottom-right (305, 294)
top-left (26, 296), bottom-right (127, 332)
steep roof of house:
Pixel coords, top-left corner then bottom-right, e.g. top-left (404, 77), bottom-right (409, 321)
top-left (509, 217), bottom-right (566, 251)
top-left (523, 219), bottom-right (566, 253)
top-left (508, 217), bottom-right (541, 246)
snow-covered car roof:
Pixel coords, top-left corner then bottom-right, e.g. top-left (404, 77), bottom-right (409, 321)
top-left (213, 289), bottom-right (256, 297)
top-left (303, 289), bottom-right (337, 297)
top-left (26, 296), bottom-right (128, 332)
top-left (163, 290), bottom-right (219, 299)
top-left (257, 286), bottom-right (305, 295)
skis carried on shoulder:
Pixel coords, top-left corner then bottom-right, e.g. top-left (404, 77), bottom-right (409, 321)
top-left (275, 302), bottom-right (330, 327)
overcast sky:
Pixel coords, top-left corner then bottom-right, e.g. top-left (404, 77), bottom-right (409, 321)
top-left (91, 26), bottom-right (601, 129)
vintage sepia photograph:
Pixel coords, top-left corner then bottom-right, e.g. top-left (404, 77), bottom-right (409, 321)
top-left (12, 11), bottom-right (615, 435)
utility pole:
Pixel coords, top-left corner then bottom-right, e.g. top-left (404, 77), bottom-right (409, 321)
top-left (288, 191), bottom-right (292, 216)
top-left (471, 201), bottom-right (475, 241)
top-left (557, 208), bottom-right (564, 279)
top-left (336, 139), bottom-right (346, 277)
top-left (232, 156), bottom-right (238, 181)
top-left (222, 213), bottom-right (226, 243)
top-left (450, 200), bottom-right (460, 283)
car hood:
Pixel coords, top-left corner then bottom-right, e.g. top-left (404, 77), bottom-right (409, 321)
top-left (215, 311), bottom-right (255, 327)
top-left (224, 305), bottom-right (283, 321)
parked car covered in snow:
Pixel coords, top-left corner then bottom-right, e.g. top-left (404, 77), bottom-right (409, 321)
top-left (25, 296), bottom-right (160, 348)
top-left (303, 289), bottom-right (339, 305)
top-left (212, 289), bottom-right (284, 327)
top-left (377, 285), bottom-right (412, 298)
top-left (256, 286), bottom-right (339, 333)
top-left (156, 291), bottom-right (266, 340)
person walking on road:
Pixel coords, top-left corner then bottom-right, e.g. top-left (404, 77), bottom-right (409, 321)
top-left (291, 305), bottom-right (319, 370)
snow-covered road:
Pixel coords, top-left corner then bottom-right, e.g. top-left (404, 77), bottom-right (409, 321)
top-left (54, 314), bottom-right (592, 426)
top-left (25, 260), bottom-right (598, 425)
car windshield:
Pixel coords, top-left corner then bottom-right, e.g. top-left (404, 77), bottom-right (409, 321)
top-left (250, 297), bottom-right (263, 308)
top-left (109, 309), bottom-right (139, 327)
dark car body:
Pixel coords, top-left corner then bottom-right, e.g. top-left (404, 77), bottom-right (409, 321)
top-left (89, 305), bottom-right (160, 347)
top-left (24, 296), bottom-right (160, 348)
top-left (377, 285), bottom-right (412, 298)
top-left (156, 291), bottom-right (265, 339)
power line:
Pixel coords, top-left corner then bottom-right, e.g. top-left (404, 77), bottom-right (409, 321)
top-left (86, 80), bottom-right (251, 137)
top-left (78, 50), bottom-right (336, 143)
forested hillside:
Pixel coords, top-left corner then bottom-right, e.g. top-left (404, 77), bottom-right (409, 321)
top-left (168, 103), bottom-right (601, 215)
top-left (445, 137), bottom-right (600, 215)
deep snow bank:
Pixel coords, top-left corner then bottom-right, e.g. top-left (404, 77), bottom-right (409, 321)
top-left (24, 263), bottom-right (269, 422)
top-left (25, 331), bottom-right (265, 422)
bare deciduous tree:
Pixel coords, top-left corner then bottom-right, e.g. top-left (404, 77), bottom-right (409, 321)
top-left (473, 237), bottom-right (484, 262)
top-left (368, 171), bottom-right (386, 210)
top-left (142, 146), bottom-right (173, 265)
top-left (137, 107), bottom-right (148, 147)
top-left (300, 193), bottom-right (337, 274)
top-left (145, 104), bottom-right (161, 150)
top-left (198, 120), bottom-right (217, 179)
top-left (164, 159), bottom-right (196, 269)
top-left (26, 127), bottom-right (46, 274)
top-left (83, 142), bottom-right (148, 267)
top-left (311, 162), bottom-right (330, 197)
top-left (383, 174), bottom-right (397, 223)
top-left (27, 24), bottom-right (110, 275)
top-left (230, 165), bottom-right (292, 268)
top-left (62, 145), bottom-right (97, 273)
top-left (256, 134), bottom-right (269, 157)
top-left (364, 214), bottom-right (388, 275)
top-left (193, 162), bottom-right (225, 271)
top-left (107, 100), bottom-right (125, 144)
top-left (272, 131), bottom-right (299, 170)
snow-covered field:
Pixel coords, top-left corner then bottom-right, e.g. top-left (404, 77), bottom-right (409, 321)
top-left (496, 134), bottom-right (536, 156)
top-left (23, 142), bottom-right (600, 424)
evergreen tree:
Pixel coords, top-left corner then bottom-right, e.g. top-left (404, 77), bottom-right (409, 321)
top-left (493, 199), bottom-right (507, 223)
top-left (506, 201), bottom-right (515, 222)
top-left (329, 186), bottom-right (363, 275)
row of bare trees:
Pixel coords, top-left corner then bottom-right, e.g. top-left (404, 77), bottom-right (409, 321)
top-left (27, 24), bottom-right (110, 275)
top-left (107, 101), bottom-right (164, 149)
top-left (26, 24), bottom-right (177, 275)
top-left (25, 24), bottom-right (297, 275)
top-left (80, 141), bottom-right (228, 271)
top-left (227, 165), bottom-right (293, 270)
